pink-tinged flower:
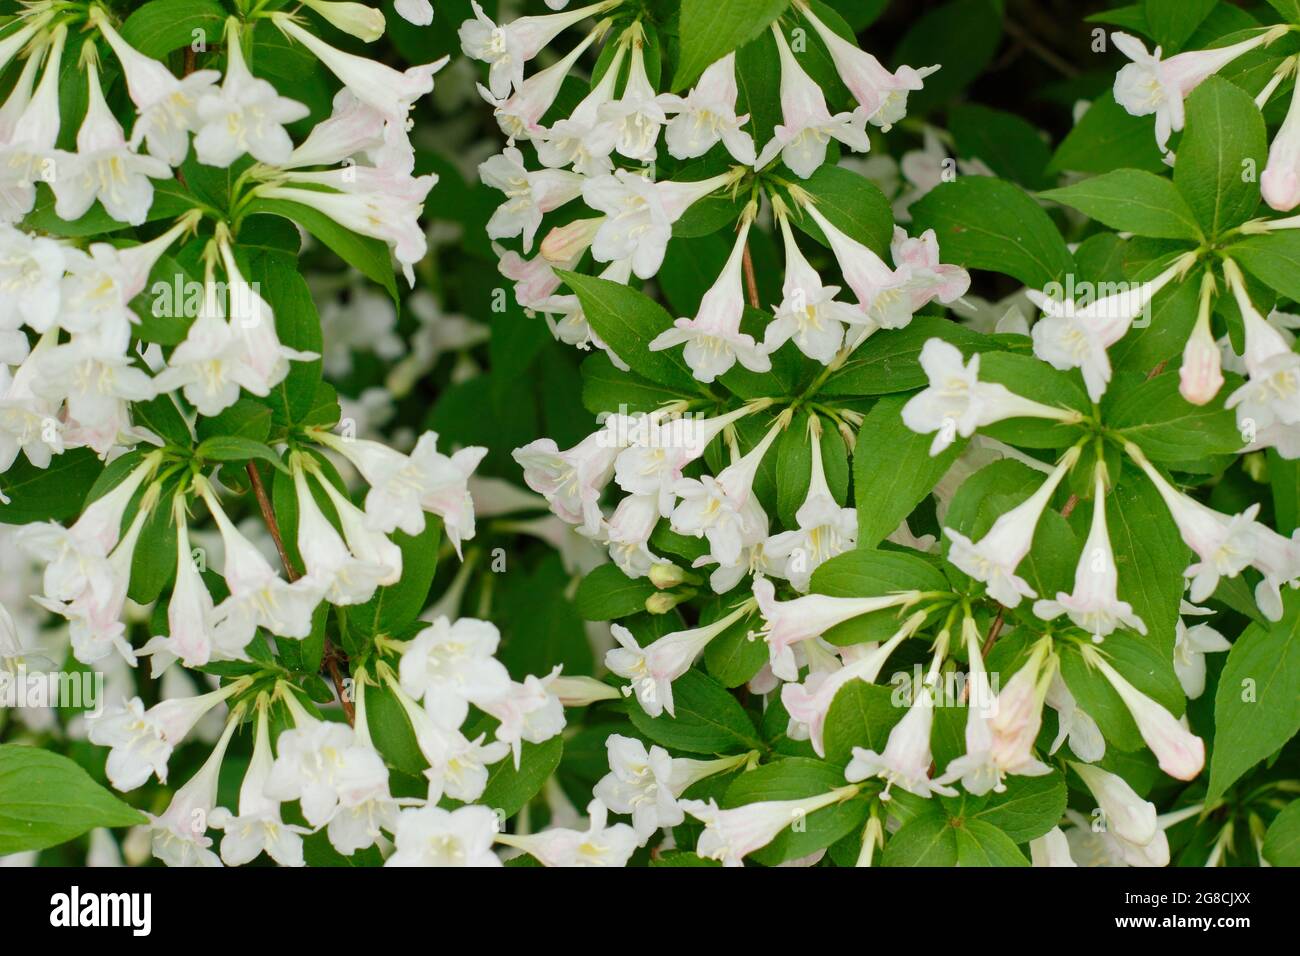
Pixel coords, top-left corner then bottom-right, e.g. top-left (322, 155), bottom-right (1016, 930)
top-left (1071, 761), bottom-right (1158, 847)
top-left (512, 426), bottom-right (620, 534)
top-left (1082, 646), bottom-right (1204, 780)
top-left (600, 492), bottom-right (662, 579)
top-left (1263, 72), bottom-right (1300, 211)
top-left (1111, 28), bottom-right (1287, 156)
top-left (479, 146), bottom-right (585, 253)
top-left (605, 603), bottom-right (754, 717)
top-left (902, 339), bottom-right (1081, 456)
top-left (755, 575), bottom-right (921, 684)
top-left (937, 617), bottom-right (1008, 795)
top-left (460, 1), bottom-right (617, 100)
top-left (986, 638), bottom-right (1056, 781)
top-left (657, 52), bottom-right (755, 165)
top-left (945, 447), bottom-right (1080, 607)
top-left (846, 660), bottom-right (957, 800)
top-left (147, 715), bottom-right (239, 867)
top-left (755, 25), bottom-right (871, 179)
top-left (680, 787), bottom-right (858, 866)
top-left (495, 799), bottom-right (638, 866)
top-left (1180, 279), bottom-right (1225, 404)
top-left (1029, 257), bottom-right (1191, 401)
top-left (798, 0), bottom-right (938, 130)
top-left (1034, 467), bottom-right (1147, 638)
top-left (649, 219), bottom-right (771, 382)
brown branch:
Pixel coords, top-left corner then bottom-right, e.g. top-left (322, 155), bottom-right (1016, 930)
top-left (246, 462), bottom-right (299, 582)
top-left (244, 463), bottom-right (355, 725)
top-left (980, 607), bottom-right (1006, 657)
top-left (742, 243), bottom-right (760, 310)
top-left (1061, 494), bottom-right (1080, 519)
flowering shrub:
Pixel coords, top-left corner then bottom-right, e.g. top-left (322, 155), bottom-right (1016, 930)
top-left (0, 0), bottom-right (1298, 870)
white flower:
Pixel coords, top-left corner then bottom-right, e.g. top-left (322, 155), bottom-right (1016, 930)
top-left (213, 706), bottom-right (307, 867)
top-left (597, 31), bottom-right (665, 162)
top-left (148, 716), bottom-right (238, 867)
top-left (496, 800), bottom-right (638, 866)
top-left (846, 666), bottom-right (956, 800)
top-left (478, 26), bottom-right (600, 141)
top-left (140, 503), bottom-right (220, 669)
top-left (798, 0), bottom-right (938, 130)
top-left (92, 9), bottom-right (220, 166)
top-left (385, 805), bottom-right (502, 867)
top-left (1223, 259), bottom-right (1300, 457)
top-left (1028, 258), bottom-right (1189, 401)
top-left (600, 492), bottom-right (662, 578)
top-left (764, 422), bottom-right (856, 591)
top-left (32, 337), bottom-right (156, 454)
top-left (265, 699), bottom-right (388, 829)
top-left (754, 575), bottom-right (920, 684)
top-left (945, 447), bottom-right (1080, 607)
top-left (1111, 29), bottom-right (1286, 155)
top-left (200, 482), bottom-right (321, 651)
top-left (649, 218), bottom-right (771, 382)
top-left (0, 225), bottom-right (65, 332)
top-left (1071, 761), bottom-right (1158, 847)
top-left (986, 638), bottom-right (1056, 781)
top-left (593, 735), bottom-right (748, 841)
top-left (606, 604), bottom-right (753, 717)
top-left (478, 667), bottom-right (567, 767)
top-left (534, 50), bottom-right (622, 175)
top-left (299, 0), bottom-right (386, 42)
top-left (1173, 602), bottom-right (1230, 699)
top-left (0, 336), bottom-right (64, 471)
top-left (1029, 827), bottom-right (1077, 867)
top-left (460, 0), bottom-right (615, 100)
top-left (394, 0), bottom-right (435, 27)
top-left (755, 25), bottom-right (871, 179)
top-left (763, 214), bottom-right (862, 363)
top-left (480, 146), bottom-right (585, 253)
top-left (398, 615), bottom-right (512, 727)
top-left (292, 461), bottom-right (390, 607)
top-left (680, 788), bottom-right (857, 867)
top-left (512, 424), bottom-right (621, 533)
top-left (0, 26), bottom-right (66, 223)
top-left (583, 169), bottom-right (740, 279)
top-left (669, 419), bottom-right (782, 566)
top-left (658, 52), bottom-right (756, 165)
top-left (1044, 672), bottom-right (1105, 763)
top-left (53, 65), bottom-right (171, 225)
top-left (937, 618), bottom-right (1010, 794)
top-left (1034, 467), bottom-right (1147, 638)
top-left (1082, 645), bottom-right (1205, 781)
top-left (87, 681), bottom-right (245, 792)
top-left (276, 15), bottom-right (447, 123)
top-left (194, 24), bottom-right (308, 167)
top-left (315, 430), bottom-right (486, 552)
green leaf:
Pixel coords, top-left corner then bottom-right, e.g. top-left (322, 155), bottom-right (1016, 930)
top-left (703, 601), bottom-right (769, 688)
top-left (823, 681), bottom-right (905, 767)
top-left (721, 757), bottom-right (870, 865)
top-left (121, 0), bottom-right (229, 58)
top-left (1049, 92), bottom-right (1167, 176)
top-left (196, 436), bottom-right (288, 473)
top-left (1143, 0), bottom-right (1218, 51)
top-left (910, 177), bottom-right (1074, 288)
top-left (1208, 590), bottom-right (1300, 800)
top-left (1269, 449), bottom-right (1299, 535)
top-left (1040, 169), bottom-right (1202, 240)
top-left (1107, 475), bottom-right (1188, 656)
top-left (1262, 799), bottom-right (1300, 866)
top-left (246, 254), bottom-right (324, 427)
top-left (0, 744), bottom-right (147, 854)
top-left (882, 813), bottom-right (958, 866)
top-left (1228, 231), bottom-right (1300, 303)
top-left (810, 549), bottom-right (950, 645)
top-left (854, 394), bottom-right (967, 548)
top-left (954, 819), bottom-right (1031, 866)
top-left (0, 450), bottom-right (104, 524)
top-left (1107, 370), bottom-right (1245, 461)
top-left (774, 410), bottom-right (849, 527)
top-left (195, 398), bottom-right (273, 444)
top-left (558, 272), bottom-right (700, 393)
top-left (627, 669), bottom-right (763, 754)
top-left (1173, 76), bottom-right (1266, 238)
top-left (976, 351), bottom-right (1091, 448)
top-left (966, 771), bottom-right (1067, 842)
top-left (950, 103), bottom-right (1053, 189)
top-left (476, 735), bottom-right (564, 819)
top-left (672, 0), bottom-right (791, 92)
top-left (890, 0), bottom-right (1003, 116)
top-left (575, 564), bottom-right (658, 621)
